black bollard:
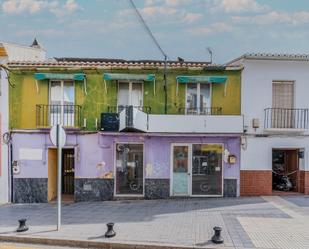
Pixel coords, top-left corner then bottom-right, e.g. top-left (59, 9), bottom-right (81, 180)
top-left (105, 223), bottom-right (116, 238)
top-left (211, 226), bottom-right (223, 244)
top-left (17, 219), bottom-right (29, 232)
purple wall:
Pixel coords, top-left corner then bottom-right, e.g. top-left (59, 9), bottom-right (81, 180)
top-left (12, 132), bottom-right (240, 194)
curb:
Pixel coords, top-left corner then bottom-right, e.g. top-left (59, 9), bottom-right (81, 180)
top-left (0, 235), bottom-right (216, 249)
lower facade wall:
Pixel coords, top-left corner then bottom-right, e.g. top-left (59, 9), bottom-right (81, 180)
top-left (240, 170), bottom-right (272, 196)
top-left (13, 178), bottom-right (47, 203)
top-left (75, 178), bottom-right (114, 202)
top-left (299, 171), bottom-right (309, 195)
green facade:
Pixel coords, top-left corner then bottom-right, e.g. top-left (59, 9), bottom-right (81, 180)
top-left (9, 68), bottom-right (241, 131)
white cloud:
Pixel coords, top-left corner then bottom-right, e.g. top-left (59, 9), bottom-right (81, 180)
top-left (145, 0), bottom-right (192, 6)
top-left (183, 12), bottom-right (203, 23)
top-left (212, 0), bottom-right (269, 13)
top-left (2, 0), bottom-right (46, 14)
top-left (1, 0), bottom-right (81, 16)
top-left (188, 22), bottom-right (234, 35)
top-left (233, 10), bottom-right (309, 25)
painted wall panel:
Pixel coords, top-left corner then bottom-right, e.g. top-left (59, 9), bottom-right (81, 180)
top-left (241, 136), bottom-right (309, 171)
top-left (9, 69), bottom-right (241, 130)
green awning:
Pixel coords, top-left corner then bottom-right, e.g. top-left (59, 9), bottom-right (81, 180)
top-left (34, 73), bottom-right (85, 81)
top-left (176, 75), bottom-right (228, 96)
top-left (103, 73), bottom-right (156, 95)
top-left (103, 73), bottom-right (155, 81)
top-left (176, 75), bottom-right (227, 84)
top-left (33, 73), bottom-right (87, 95)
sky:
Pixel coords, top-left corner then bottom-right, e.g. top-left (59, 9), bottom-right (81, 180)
top-left (1, 0), bottom-right (309, 63)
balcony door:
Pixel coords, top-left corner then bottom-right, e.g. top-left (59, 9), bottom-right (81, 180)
top-left (272, 81), bottom-right (294, 128)
top-left (186, 83), bottom-right (211, 115)
top-left (49, 80), bottom-right (75, 126)
top-left (117, 82), bottom-right (143, 112)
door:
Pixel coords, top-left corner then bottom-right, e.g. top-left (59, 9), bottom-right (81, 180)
top-left (186, 83), bottom-right (211, 115)
top-left (171, 144), bottom-right (190, 196)
top-left (50, 80), bottom-right (75, 126)
top-left (115, 143), bottom-right (144, 195)
top-left (272, 81), bottom-right (294, 128)
top-left (117, 82), bottom-right (143, 112)
top-left (191, 144), bottom-right (223, 196)
top-left (62, 149), bottom-right (75, 195)
top-left (48, 149), bottom-right (57, 202)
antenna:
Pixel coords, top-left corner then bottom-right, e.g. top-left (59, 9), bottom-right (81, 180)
top-left (207, 47), bottom-right (213, 64)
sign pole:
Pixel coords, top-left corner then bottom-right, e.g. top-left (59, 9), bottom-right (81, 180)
top-left (57, 124), bottom-right (62, 230)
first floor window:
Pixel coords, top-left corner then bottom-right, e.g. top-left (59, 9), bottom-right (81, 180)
top-left (115, 143), bottom-right (144, 195)
top-left (186, 83), bottom-right (211, 114)
top-left (117, 81), bottom-right (143, 111)
top-left (49, 80), bottom-right (75, 126)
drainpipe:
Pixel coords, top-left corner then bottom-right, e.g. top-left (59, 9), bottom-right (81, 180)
top-left (9, 141), bottom-right (13, 202)
top-left (164, 55), bottom-right (167, 114)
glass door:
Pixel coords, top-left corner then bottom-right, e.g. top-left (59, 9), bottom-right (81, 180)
top-left (191, 144), bottom-right (223, 196)
top-left (172, 144), bottom-right (190, 196)
top-left (115, 143), bottom-right (144, 195)
top-left (50, 80), bottom-right (75, 126)
top-left (186, 83), bottom-right (211, 115)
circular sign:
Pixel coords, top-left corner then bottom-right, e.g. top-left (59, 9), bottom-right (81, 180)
top-left (50, 125), bottom-right (66, 147)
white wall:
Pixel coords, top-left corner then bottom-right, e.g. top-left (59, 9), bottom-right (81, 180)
top-left (241, 59), bottom-right (309, 172)
top-left (2, 42), bottom-right (45, 61)
top-left (242, 60), bottom-right (309, 134)
top-left (241, 136), bottom-right (309, 171)
top-left (0, 68), bottom-right (9, 203)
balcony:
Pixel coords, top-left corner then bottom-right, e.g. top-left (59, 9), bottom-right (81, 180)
top-left (264, 108), bottom-right (309, 133)
top-left (107, 105), bottom-right (151, 114)
top-left (178, 107), bottom-right (222, 115)
top-left (36, 104), bottom-right (82, 128)
top-left (114, 106), bottom-right (243, 134)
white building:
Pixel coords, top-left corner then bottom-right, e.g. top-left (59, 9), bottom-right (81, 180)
top-left (229, 53), bottom-right (309, 195)
top-left (0, 40), bottom-right (46, 203)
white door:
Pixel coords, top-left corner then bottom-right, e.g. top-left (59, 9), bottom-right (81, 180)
top-left (171, 144), bottom-right (190, 196)
top-left (186, 83), bottom-right (211, 114)
top-left (117, 82), bottom-right (143, 111)
top-left (50, 80), bottom-right (75, 126)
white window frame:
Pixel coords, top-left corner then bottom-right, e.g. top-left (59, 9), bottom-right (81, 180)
top-left (185, 83), bottom-right (212, 115)
top-left (49, 80), bottom-right (75, 106)
top-left (49, 80), bottom-right (75, 126)
top-left (117, 81), bottom-right (144, 107)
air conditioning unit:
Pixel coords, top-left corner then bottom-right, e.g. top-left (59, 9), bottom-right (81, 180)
top-left (100, 113), bottom-right (119, 131)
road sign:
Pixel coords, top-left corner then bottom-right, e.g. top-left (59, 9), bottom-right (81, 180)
top-left (50, 125), bottom-right (66, 147)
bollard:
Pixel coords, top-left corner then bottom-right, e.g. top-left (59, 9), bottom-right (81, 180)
top-left (16, 219), bottom-right (29, 232)
top-left (211, 226), bottom-right (223, 244)
top-left (105, 223), bottom-right (116, 238)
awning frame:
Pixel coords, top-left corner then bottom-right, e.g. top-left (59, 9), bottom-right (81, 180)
top-left (103, 73), bottom-right (156, 95)
top-left (176, 75), bottom-right (228, 96)
top-left (33, 73), bottom-right (87, 95)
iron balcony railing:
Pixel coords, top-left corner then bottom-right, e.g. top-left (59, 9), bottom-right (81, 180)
top-left (36, 104), bottom-right (82, 128)
top-left (107, 105), bottom-right (152, 114)
top-left (264, 108), bottom-right (309, 130)
top-left (178, 107), bottom-right (222, 115)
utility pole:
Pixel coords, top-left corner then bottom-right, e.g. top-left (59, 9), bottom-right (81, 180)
top-left (128, 0), bottom-right (168, 114)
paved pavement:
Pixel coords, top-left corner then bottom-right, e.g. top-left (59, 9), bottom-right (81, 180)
top-left (0, 242), bottom-right (83, 249)
top-left (0, 196), bottom-right (309, 248)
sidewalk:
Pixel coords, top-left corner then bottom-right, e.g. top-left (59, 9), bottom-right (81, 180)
top-left (0, 196), bottom-right (309, 249)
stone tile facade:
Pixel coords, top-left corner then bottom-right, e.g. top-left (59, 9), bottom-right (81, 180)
top-left (13, 178), bottom-right (47, 203)
top-left (74, 178), bottom-right (114, 202)
top-left (145, 179), bottom-right (170, 199)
